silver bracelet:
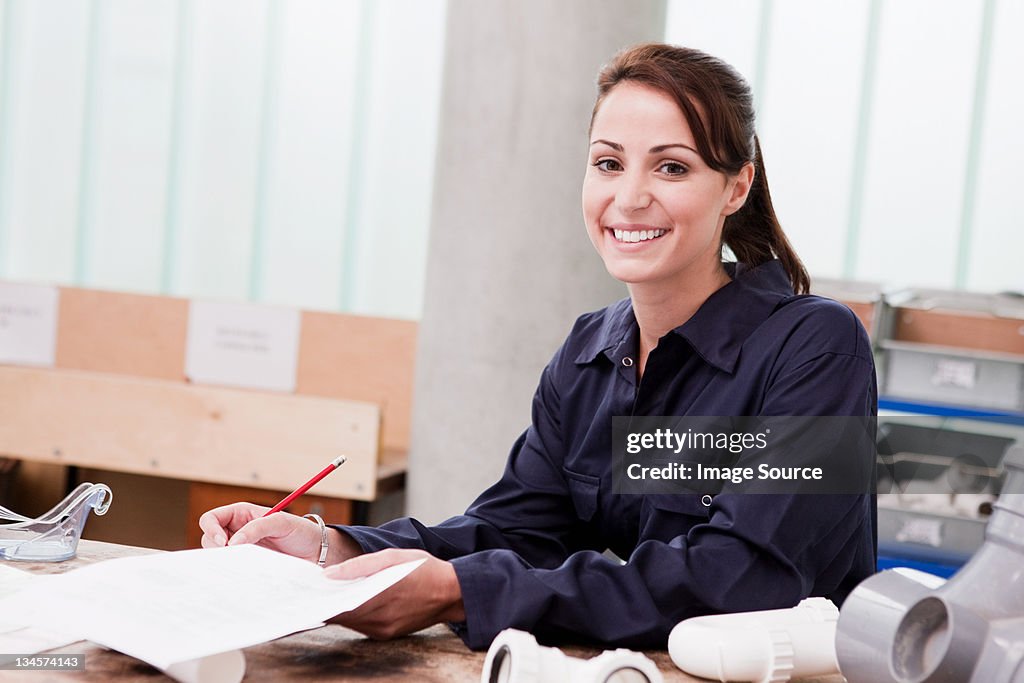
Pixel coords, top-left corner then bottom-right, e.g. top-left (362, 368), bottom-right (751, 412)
top-left (303, 513), bottom-right (329, 567)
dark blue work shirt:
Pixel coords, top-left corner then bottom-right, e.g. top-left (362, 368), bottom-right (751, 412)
top-left (339, 260), bottom-right (877, 650)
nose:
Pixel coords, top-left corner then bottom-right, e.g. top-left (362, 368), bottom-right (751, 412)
top-left (615, 170), bottom-right (652, 213)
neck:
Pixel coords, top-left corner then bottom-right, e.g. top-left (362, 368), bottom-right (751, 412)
top-left (629, 261), bottom-right (731, 375)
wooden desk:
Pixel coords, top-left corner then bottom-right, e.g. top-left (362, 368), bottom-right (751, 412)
top-left (2, 541), bottom-right (847, 683)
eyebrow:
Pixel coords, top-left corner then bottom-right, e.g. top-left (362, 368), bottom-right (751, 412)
top-left (590, 139), bottom-right (698, 155)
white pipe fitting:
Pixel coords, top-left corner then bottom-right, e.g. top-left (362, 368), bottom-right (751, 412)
top-left (481, 628), bottom-right (663, 683)
top-left (668, 597), bottom-right (841, 682)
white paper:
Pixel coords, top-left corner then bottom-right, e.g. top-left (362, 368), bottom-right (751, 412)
top-left (0, 560), bottom-right (240, 683)
top-left (0, 563), bottom-right (37, 601)
top-left (0, 545), bottom-right (424, 669)
top-left (0, 564), bottom-right (79, 658)
top-left (0, 626), bottom-right (79, 659)
top-left (0, 281), bottom-right (59, 367)
top-left (0, 563), bottom-right (44, 631)
top-left (185, 300), bottom-right (301, 392)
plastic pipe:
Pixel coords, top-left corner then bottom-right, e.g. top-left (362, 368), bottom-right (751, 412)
top-left (836, 446), bottom-right (1024, 683)
top-left (668, 597), bottom-right (840, 683)
top-left (481, 628), bottom-right (664, 683)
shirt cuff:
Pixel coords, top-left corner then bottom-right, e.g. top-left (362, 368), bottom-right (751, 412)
top-left (449, 554), bottom-right (498, 651)
top-left (327, 524), bottom-right (395, 555)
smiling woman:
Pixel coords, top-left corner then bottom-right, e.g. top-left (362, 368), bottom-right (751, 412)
top-left (200, 43), bottom-right (877, 653)
top-left (583, 45), bottom-right (810, 377)
top-left (584, 82), bottom-right (745, 292)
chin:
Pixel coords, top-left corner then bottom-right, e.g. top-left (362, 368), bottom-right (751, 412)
top-left (601, 261), bottom-right (659, 285)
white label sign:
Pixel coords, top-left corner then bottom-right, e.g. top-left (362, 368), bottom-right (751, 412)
top-left (185, 300), bottom-right (301, 393)
top-left (895, 518), bottom-right (944, 548)
top-left (0, 282), bottom-right (59, 367)
top-left (931, 358), bottom-right (976, 389)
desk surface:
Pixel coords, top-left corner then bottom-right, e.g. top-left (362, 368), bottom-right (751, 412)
top-left (3, 540), bottom-right (847, 683)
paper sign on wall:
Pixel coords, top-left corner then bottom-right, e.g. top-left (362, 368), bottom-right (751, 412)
top-left (185, 300), bottom-right (301, 393)
top-left (0, 282), bottom-right (59, 367)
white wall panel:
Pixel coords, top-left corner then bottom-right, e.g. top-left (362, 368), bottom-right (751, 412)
top-left (257, 0), bottom-right (361, 312)
top-left (665, 0), bottom-right (761, 86)
top-left (173, 0), bottom-right (268, 300)
top-left (0, 1), bottom-right (9, 270)
top-left (3, 0), bottom-right (90, 283)
top-left (758, 0), bottom-right (869, 280)
top-left (0, 0), bottom-right (1019, 315)
top-left (855, 1), bottom-right (981, 288)
top-left (347, 0), bottom-right (446, 319)
top-left (85, 0), bottom-right (176, 293)
top-left (965, 0), bottom-right (1024, 294)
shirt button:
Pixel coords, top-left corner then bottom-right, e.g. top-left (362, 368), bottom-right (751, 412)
top-left (622, 357), bottom-right (634, 367)
top-left (701, 494), bottom-right (713, 507)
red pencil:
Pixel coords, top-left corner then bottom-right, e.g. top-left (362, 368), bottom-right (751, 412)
top-left (263, 455), bottom-right (347, 516)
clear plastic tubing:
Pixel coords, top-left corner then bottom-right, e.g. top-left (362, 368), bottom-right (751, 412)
top-left (0, 483), bottom-right (112, 562)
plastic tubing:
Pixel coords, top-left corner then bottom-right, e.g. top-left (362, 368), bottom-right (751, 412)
top-left (668, 597), bottom-right (840, 683)
top-left (0, 482), bottom-right (112, 526)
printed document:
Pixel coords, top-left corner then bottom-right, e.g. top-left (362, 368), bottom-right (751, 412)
top-left (0, 545), bottom-right (423, 669)
top-left (0, 563), bottom-right (80, 663)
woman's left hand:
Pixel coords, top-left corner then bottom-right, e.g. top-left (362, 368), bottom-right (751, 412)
top-left (324, 548), bottom-right (466, 640)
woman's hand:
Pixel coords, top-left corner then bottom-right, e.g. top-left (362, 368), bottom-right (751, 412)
top-left (198, 502), bottom-right (362, 566)
top-left (324, 549), bottom-right (465, 640)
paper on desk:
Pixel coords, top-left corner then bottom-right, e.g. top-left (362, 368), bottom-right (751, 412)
top-left (0, 563), bottom-right (80, 661)
top-left (0, 626), bottom-right (80, 663)
top-left (0, 562), bottom-right (40, 601)
top-left (0, 545), bottom-right (425, 670)
top-left (0, 557), bottom-right (246, 683)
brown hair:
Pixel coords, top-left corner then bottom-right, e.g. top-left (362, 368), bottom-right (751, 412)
top-left (591, 43), bottom-right (810, 294)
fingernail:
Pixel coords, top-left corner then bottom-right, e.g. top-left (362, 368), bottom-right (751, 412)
top-left (228, 533), bottom-right (247, 546)
top-left (215, 533), bottom-right (226, 547)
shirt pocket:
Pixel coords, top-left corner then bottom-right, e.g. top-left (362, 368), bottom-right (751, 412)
top-left (563, 467), bottom-right (600, 522)
top-left (639, 494), bottom-right (713, 545)
top-left (645, 493), bottom-right (712, 520)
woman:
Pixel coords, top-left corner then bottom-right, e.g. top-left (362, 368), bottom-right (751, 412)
top-left (200, 43), bottom-right (876, 650)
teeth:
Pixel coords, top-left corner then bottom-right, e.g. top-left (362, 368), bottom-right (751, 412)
top-left (612, 228), bottom-right (665, 243)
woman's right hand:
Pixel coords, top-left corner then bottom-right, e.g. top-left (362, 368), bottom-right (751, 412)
top-left (198, 502), bottom-right (362, 566)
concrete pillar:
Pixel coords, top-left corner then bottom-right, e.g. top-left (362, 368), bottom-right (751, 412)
top-left (407, 1), bottom-right (667, 522)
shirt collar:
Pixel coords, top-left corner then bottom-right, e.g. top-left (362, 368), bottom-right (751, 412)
top-left (573, 260), bottom-right (795, 374)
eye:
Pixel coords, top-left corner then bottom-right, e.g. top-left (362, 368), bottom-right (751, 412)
top-left (658, 161), bottom-right (688, 176)
top-left (592, 158), bottom-right (623, 173)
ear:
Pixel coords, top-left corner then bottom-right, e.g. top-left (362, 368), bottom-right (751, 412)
top-left (722, 162), bottom-right (755, 216)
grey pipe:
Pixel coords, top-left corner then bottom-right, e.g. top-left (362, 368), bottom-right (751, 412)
top-left (836, 446), bottom-right (1024, 682)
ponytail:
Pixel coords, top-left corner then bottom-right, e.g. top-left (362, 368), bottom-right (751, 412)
top-left (722, 136), bottom-right (810, 294)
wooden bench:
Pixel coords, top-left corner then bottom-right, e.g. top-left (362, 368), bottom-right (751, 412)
top-left (0, 286), bottom-right (416, 549)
